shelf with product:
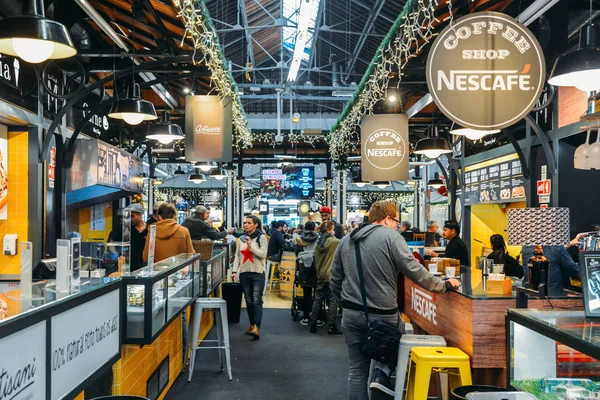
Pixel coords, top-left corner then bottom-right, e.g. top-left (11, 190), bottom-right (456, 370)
top-left (507, 309), bottom-right (600, 399)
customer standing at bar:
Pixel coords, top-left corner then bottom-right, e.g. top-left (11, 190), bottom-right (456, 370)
top-left (330, 201), bottom-right (459, 399)
top-left (231, 215), bottom-right (268, 340)
top-left (143, 203), bottom-right (194, 263)
top-left (267, 220), bottom-right (287, 262)
top-left (432, 220), bottom-right (470, 267)
top-left (182, 205), bottom-right (234, 240)
top-left (146, 201), bottom-right (165, 225)
top-left (127, 203), bottom-right (148, 272)
top-left (319, 206), bottom-right (345, 239)
top-left (426, 220), bottom-right (442, 246)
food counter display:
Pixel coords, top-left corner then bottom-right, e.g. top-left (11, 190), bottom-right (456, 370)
top-left (403, 270), bottom-right (584, 386)
top-left (507, 309), bottom-right (600, 399)
top-left (0, 278), bottom-right (121, 400)
top-left (121, 251), bottom-right (226, 344)
top-left (214, 241), bottom-right (235, 268)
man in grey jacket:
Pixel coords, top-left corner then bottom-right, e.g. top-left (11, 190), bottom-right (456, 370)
top-left (330, 201), bottom-right (459, 399)
top-left (182, 205), bottom-right (233, 240)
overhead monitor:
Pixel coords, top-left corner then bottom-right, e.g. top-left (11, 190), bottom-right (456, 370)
top-left (261, 166), bottom-right (315, 200)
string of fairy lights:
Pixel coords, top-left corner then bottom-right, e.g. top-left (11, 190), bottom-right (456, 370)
top-left (174, 0), bottom-right (252, 150)
top-left (329, 0), bottom-right (451, 160)
top-left (251, 132), bottom-right (327, 148)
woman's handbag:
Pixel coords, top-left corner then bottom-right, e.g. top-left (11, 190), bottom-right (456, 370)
top-left (354, 244), bottom-right (402, 365)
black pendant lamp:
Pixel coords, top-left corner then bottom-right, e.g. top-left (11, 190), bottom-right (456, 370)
top-left (351, 172), bottom-right (369, 188)
top-left (548, 21), bottom-right (600, 91)
top-left (209, 168), bottom-right (228, 180)
top-left (188, 173), bottom-right (207, 184)
top-left (427, 172), bottom-right (444, 189)
top-left (414, 126), bottom-right (452, 159)
top-left (147, 111), bottom-right (183, 144)
top-left (0, 0), bottom-right (77, 63)
top-left (194, 161), bottom-right (217, 172)
top-left (108, 83), bottom-right (158, 125)
top-left (373, 181), bottom-right (390, 189)
top-left (174, 166), bottom-right (185, 175)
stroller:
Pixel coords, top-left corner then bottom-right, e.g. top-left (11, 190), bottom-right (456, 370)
top-left (291, 249), bottom-right (319, 321)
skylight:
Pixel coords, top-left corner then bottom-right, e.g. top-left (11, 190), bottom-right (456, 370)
top-left (283, 0), bottom-right (320, 81)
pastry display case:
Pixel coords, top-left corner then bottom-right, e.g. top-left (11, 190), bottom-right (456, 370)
top-left (507, 309), bottom-right (600, 399)
top-left (121, 250), bottom-right (226, 344)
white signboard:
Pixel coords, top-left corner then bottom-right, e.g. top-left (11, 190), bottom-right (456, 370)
top-left (147, 224), bottom-right (157, 272)
top-left (51, 289), bottom-right (120, 400)
top-left (90, 204), bottom-right (105, 231)
top-left (0, 321), bottom-right (47, 400)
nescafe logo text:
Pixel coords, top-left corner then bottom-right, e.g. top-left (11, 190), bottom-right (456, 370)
top-left (426, 12), bottom-right (545, 130)
top-left (363, 128), bottom-right (407, 170)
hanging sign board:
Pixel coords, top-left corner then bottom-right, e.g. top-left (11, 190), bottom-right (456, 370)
top-left (185, 95), bottom-right (233, 162)
top-left (426, 11), bottom-right (546, 130)
top-left (360, 114), bottom-right (409, 181)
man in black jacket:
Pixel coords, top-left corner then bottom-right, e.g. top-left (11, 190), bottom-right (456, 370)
top-left (319, 206), bottom-right (344, 239)
top-left (182, 205), bottom-right (233, 240)
top-left (267, 220), bottom-right (287, 261)
top-left (440, 220), bottom-right (470, 267)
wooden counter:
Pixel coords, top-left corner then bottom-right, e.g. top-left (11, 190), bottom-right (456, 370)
top-left (402, 277), bottom-right (584, 385)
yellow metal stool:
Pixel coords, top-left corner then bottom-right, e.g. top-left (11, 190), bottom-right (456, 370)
top-left (264, 260), bottom-right (280, 294)
top-left (405, 347), bottom-right (472, 400)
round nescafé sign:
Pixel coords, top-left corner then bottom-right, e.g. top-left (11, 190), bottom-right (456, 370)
top-left (426, 12), bottom-right (546, 130)
top-left (363, 128), bottom-right (408, 170)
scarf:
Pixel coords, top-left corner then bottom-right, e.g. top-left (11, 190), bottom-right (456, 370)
top-left (244, 229), bottom-right (263, 247)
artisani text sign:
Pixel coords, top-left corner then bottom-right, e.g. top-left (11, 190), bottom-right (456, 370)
top-left (426, 12), bottom-right (545, 130)
top-left (0, 321), bottom-right (46, 400)
top-left (360, 114), bottom-right (409, 181)
top-left (185, 95), bottom-right (233, 162)
top-left (51, 290), bottom-right (120, 400)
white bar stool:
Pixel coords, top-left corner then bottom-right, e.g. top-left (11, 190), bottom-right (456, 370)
top-left (187, 297), bottom-right (232, 382)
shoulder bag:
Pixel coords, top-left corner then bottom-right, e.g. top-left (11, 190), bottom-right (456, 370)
top-left (355, 243), bottom-right (402, 365)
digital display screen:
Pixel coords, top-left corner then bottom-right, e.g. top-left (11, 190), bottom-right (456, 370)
top-left (261, 166), bottom-right (315, 199)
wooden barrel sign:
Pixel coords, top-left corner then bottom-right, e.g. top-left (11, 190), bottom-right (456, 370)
top-left (279, 251), bottom-right (297, 300)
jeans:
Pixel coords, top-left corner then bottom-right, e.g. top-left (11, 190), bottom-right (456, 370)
top-left (310, 282), bottom-right (338, 328)
top-left (240, 272), bottom-right (265, 327)
top-left (341, 308), bottom-right (398, 400)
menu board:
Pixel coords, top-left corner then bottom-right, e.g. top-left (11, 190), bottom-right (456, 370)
top-left (464, 154), bottom-right (525, 205)
top-left (581, 252), bottom-right (600, 317)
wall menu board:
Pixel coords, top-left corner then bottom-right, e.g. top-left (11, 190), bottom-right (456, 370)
top-left (464, 153), bottom-right (526, 205)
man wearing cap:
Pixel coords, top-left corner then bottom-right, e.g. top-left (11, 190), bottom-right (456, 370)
top-left (434, 220), bottom-right (470, 267)
top-left (147, 201), bottom-right (165, 225)
top-left (127, 203), bottom-right (148, 272)
top-left (182, 205), bottom-right (234, 241)
top-left (319, 206), bottom-right (344, 239)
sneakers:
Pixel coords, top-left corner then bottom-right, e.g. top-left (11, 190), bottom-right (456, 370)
top-left (248, 325), bottom-right (260, 340)
top-left (369, 368), bottom-right (395, 397)
top-left (328, 326), bottom-right (343, 335)
top-left (300, 318), bottom-right (309, 326)
top-left (309, 325), bottom-right (317, 334)
top-left (245, 325), bottom-right (255, 335)
top-left (316, 320), bottom-right (325, 327)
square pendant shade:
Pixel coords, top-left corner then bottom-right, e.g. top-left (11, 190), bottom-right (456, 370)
top-left (548, 23), bottom-right (600, 91)
top-left (0, 15), bottom-right (77, 63)
top-left (108, 83), bottom-right (158, 125)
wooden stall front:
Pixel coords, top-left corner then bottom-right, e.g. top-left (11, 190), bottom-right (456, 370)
top-left (402, 277), bottom-right (583, 386)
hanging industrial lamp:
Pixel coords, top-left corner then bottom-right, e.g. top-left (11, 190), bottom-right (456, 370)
top-left (194, 161), bottom-right (217, 172)
top-left (0, 0), bottom-right (77, 63)
top-left (373, 181), bottom-right (390, 189)
top-left (427, 172), bottom-right (444, 189)
top-left (108, 83), bottom-right (158, 125)
top-left (188, 173), bottom-right (207, 184)
top-left (210, 168), bottom-right (228, 180)
top-left (174, 166), bottom-right (185, 175)
top-left (147, 111), bottom-right (183, 144)
top-left (414, 126), bottom-right (452, 159)
top-left (450, 126), bottom-right (500, 141)
top-left (351, 173), bottom-right (369, 188)
top-left (548, 21), bottom-right (600, 91)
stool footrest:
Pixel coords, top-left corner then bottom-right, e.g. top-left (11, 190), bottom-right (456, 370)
top-left (196, 346), bottom-right (226, 350)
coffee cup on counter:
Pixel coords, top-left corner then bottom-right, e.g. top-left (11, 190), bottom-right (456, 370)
top-left (428, 263), bottom-right (439, 274)
top-left (492, 264), bottom-right (504, 274)
top-left (445, 266), bottom-right (456, 278)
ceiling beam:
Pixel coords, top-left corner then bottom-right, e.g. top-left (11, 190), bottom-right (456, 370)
top-left (406, 94), bottom-right (433, 118)
top-left (238, 0), bottom-right (256, 79)
top-left (345, 0), bottom-right (386, 81)
top-left (307, 0), bottom-right (326, 72)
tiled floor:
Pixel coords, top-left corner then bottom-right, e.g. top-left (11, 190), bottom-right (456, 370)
top-left (240, 284), bottom-right (293, 309)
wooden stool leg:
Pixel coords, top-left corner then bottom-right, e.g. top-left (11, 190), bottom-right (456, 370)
top-left (187, 305), bottom-right (203, 382)
top-left (413, 364), bottom-right (432, 400)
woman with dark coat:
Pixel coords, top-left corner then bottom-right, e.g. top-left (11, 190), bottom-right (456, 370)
top-left (488, 234), bottom-right (524, 278)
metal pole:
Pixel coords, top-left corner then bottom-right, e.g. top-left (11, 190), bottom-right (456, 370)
top-left (276, 89), bottom-right (281, 137)
top-left (226, 174), bottom-right (235, 230)
top-left (339, 170), bottom-right (347, 226)
top-left (289, 93), bottom-right (293, 136)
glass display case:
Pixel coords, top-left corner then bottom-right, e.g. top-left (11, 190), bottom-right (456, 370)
top-left (507, 309), bottom-right (600, 399)
top-left (121, 250), bottom-right (226, 344)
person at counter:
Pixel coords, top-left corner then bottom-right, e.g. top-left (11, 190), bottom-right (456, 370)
top-left (426, 220), bottom-right (442, 246)
top-left (143, 203), bottom-right (194, 263)
top-left (146, 201), bottom-right (165, 225)
top-left (182, 205), bottom-right (234, 240)
top-left (127, 203), bottom-right (148, 272)
top-left (522, 244), bottom-right (581, 296)
top-left (488, 234), bottom-right (523, 278)
top-left (231, 215), bottom-right (268, 340)
top-left (432, 220), bottom-right (469, 267)
top-left (330, 201), bottom-right (460, 399)
top-left (267, 220), bottom-right (287, 262)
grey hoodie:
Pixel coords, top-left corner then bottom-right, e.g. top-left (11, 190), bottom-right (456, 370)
top-left (330, 223), bottom-right (449, 311)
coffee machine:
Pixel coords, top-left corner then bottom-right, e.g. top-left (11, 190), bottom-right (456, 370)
top-left (527, 246), bottom-right (549, 296)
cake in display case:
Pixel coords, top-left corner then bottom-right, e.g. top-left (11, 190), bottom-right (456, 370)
top-left (121, 250), bottom-right (226, 344)
top-left (507, 309), bottom-right (600, 399)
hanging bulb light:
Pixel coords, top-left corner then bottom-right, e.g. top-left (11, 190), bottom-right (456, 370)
top-left (414, 126), bottom-right (452, 159)
top-left (292, 112), bottom-right (301, 123)
top-left (194, 161), bottom-right (217, 172)
top-left (188, 173), bottom-right (207, 184)
top-left (210, 168), bottom-right (228, 180)
top-left (147, 111), bottom-right (184, 144)
top-left (450, 126), bottom-right (500, 141)
top-left (108, 83), bottom-right (158, 125)
top-left (548, 18), bottom-right (600, 91)
top-left (0, 0), bottom-right (77, 64)
top-left (427, 172), bottom-right (444, 189)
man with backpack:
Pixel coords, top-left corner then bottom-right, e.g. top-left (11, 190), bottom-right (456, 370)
top-left (295, 220), bottom-right (319, 325)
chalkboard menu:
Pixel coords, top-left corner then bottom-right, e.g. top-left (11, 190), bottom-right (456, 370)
top-left (464, 154), bottom-right (525, 205)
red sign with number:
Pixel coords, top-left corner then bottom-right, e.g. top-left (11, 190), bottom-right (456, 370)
top-left (537, 179), bottom-right (551, 196)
